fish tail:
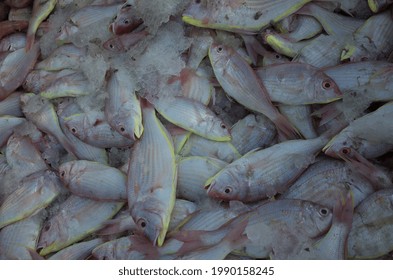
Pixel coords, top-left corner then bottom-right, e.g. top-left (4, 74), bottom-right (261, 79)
top-left (333, 192), bottom-right (353, 226)
top-left (222, 217), bottom-right (249, 248)
top-left (333, 192), bottom-right (353, 258)
top-left (311, 103), bottom-right (342, 126)
top-left (139, 97), bottom-right (154, 109)
top-left (272, 113), bottom-right (301, 140)
top-left (25, 32), bottom-right (35, 52)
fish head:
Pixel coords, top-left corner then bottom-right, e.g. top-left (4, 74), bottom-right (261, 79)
top-left (304, 202), bottom-right (333, 237)
top-left (103, 37), bottom-right (124, 52)
top-left (208, 43), bottom-right (233, 70)
top-left (58, 160), bottom-right (80, 186)
top-left (204, 116), bottom-right (231, 141)
top-left (205, 169), bottom-right (244, 201)
top-left (37, 218), bottom-right (62, 256)
top-left (182, 0), bottom-right (211, 28)
top-left (323, 130), bottom-right (357, 159)
top-left (111, 106), bottom-right (143, 140)
top-left (131, 201), bottom-right (167, 247)
top-left (313, 71), bottom-right (343, 103)
top-left (110, 3), bottom-right (143, 35)
top-left (63, 114), bottom-right (87, 140)
top-left (55, 22), bottom-right (78, 45)
top-left (341, 44), bottom-right (369, 63)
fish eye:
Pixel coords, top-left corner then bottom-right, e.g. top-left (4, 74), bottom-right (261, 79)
top-left (220, 123), bottom-right (226, 129)
top-left (340, 147), bottom-right (351, 155)
top-left (70, 127), bottom-right (77, 134)
top-left (43, 222), bottom-right (51, 231)
top-left (123, 19), bottom-right (129, 24)
top-left (224, 186), bottom-right (232, 194)
top-left (119, 125), bottom-right (125, 132)
top-left (109, 44), bottom-right (114, 49)
top-left (137, 218), bottom-right (147, 229)
top-left (60, 170), bottom-right (65, 177)
top-left (217, 46), bottom-right (223, 53)
top-left (322, 80), bottom-right (332, 90)
top-left (275, 54), bottom-right (281, 59)
top-left (319, 208), bottom-right (329, 216)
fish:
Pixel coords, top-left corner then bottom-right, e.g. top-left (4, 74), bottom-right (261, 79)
top-left (177, 156), bottom-right (227, 202)
top-left (281, 158), bottom-right (374, 209)
top-left (209, 43), bottom-right (299, 139)
top-left (1, 94), bottom-right (22, 120)
top-left (151, 95), bottom-right (231, 142)
top-left (323, 102), bottom-right (393, 159)
top-left (49, 238), bottom-right (105, 260)
top-left (92, 234), bottom-right (160, 260)
top-left (0, 33), bottom-right (27, 52)
top-left (63, 111), bottom-right (134, 148)
top-left (103, 30), bottom-right (149, 52)
top-left (275, 193), bottom-right (353, 259)
top-left (296, 3), bottom-right (364, 37)
top-left (205, 131), bottom-right (337, 202)
top-left (0, 42), bottom-right (40, 101)
top-left (26, 0), bottom-right (57, 51)
top-left (292, 34), bottom-right (345, 68)
top-left (127, 99), bottom-right (177, 246)
top-left (182, 0), bottom-right (313, 34)
top-left (0, 212), bottom-right (44, 260)
top-left (179, 134), bottom-right (241, 163)
top-left (0, 116), bottom-right (25, 147)
top-left (38, 195), bottom-right (123, 256)
top-left (59, 160), bottom-right (127, 201)
top-left (341, 10), bottom-right (393, 62)
top-left (0, 170), bottom-right (63, 229)
top-left (110, 1), bottom-right (143, 35)
top-left (21, 94), bottom-right (109, 164)
top-left (230, 113), bottom-right (276, 155)
top-left (347, 189), bottom-right (393, 259)
top-left (57, 100), bottom-right (110, 164)
top-left (39, 71), bottom-right (91, 99)
top-left (105, 68), bottom-right (143, 140)
top-left (35, 44), bottom-right (87, 71)
top-left (255, 62), bottom-right (342, 105)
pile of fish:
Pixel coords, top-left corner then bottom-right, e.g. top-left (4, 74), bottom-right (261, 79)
top-left (1, 0), bottom-right (393, 260)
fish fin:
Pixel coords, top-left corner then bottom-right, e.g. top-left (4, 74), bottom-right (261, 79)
top-left (333, 191), bottom-right (354, 259)
top-left (241, 35), bottom-right (267, 65)
top-left (295, 3), bottom-right (313, 16)
top-left (333, 191), bottom-right (353, 225)
top-left (139, 96), bottom-right (155, 109)
top-left (130, 234), bottom-right (160, 259)
top-left (339, 148), bottom-right (392, 189)
top-left (96, 217), bottom-right (130, 236)
top-left (222, 217), bottom-right (249, 246)
top-left (173, 230), bottom-right (207, 255)
top-left (25, 33), bottom-right (35, 52)
top-left (273, 113), bottom-right (302, 140)
top-left (311, 103), bottom-right (342, 126)
top-left (0, 87), bottom-right (7, 101)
